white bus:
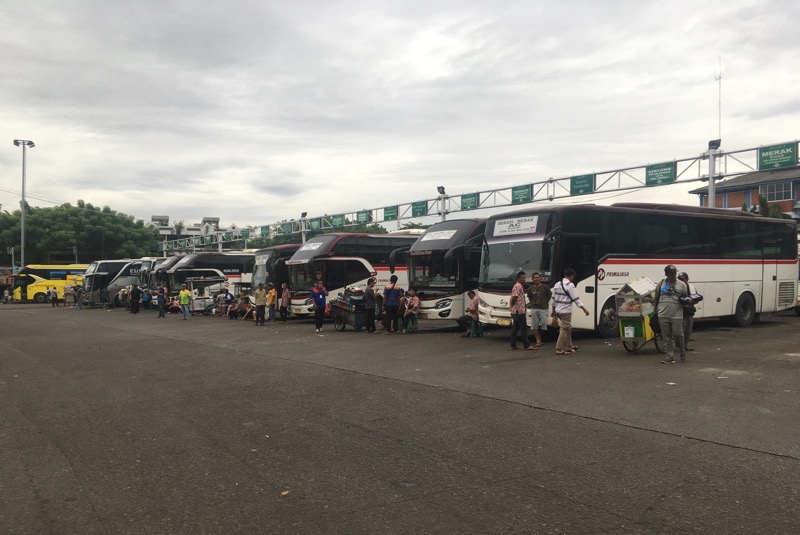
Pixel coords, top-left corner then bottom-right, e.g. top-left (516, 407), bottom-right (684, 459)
top-left (478, 203), bottom-right (798, 337)
top-left (285, 233), bottom-right (419, 317)
top-left (403, 219), bottom-right (485, 324)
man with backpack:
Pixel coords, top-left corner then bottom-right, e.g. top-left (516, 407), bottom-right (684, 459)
top-left (551, 268), bottom-right (589, 355)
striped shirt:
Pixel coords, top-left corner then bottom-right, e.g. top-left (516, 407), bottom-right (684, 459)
top-left (552, 278), bottom-right (585, 314)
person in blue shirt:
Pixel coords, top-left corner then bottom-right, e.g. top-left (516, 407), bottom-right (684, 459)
top-left (310, 280), bottom-right (328, 333)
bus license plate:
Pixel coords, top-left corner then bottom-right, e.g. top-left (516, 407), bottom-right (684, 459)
top-left (497, 319), bottom-right (511, 327)
top-left (294, 308), bottom-right (303, 314)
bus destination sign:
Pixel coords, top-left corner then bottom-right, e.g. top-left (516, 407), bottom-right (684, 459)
top-left (493, 216), bottom-right (539, 236)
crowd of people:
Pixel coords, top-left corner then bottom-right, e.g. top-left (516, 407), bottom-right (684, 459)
top-left (24, 267), bottom-right (701, 358)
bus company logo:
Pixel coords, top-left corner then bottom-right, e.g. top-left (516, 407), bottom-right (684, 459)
top-left (499, 299), bottom-right (508, 306)
top-left (598, 268), bottom-right (629, 281)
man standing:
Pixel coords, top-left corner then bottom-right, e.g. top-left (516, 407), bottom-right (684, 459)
top-left (551, 268), bottom-right (590, 355)
top-left (129, 284), bottom-right (143, 314)
top-left (75, 285), bottom-right (83, 310)
top-left (50, 287), bottom-right (59, 307)
top-left (677, 272), bottom-right (699, 352)
top-left (527, 272), bottom-right (552, 348)
top-left (254, 283), bottom-right (267, 326)
top-left (364, 277), bottom-right (377, 333)
top-left (156, 284), bottom-right (168, 318)
top-left (509, 271), bottom-right (534, 350)
top-left (179, 284), bottom-right (192, 320)
top-left (266, 282), bottom-right (277, 322)
top-left (656, 265), bottom-right (689, 364)
top-left (310, 280), bottom-right (328, 333)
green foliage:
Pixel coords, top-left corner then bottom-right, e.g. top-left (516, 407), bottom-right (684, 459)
top-left (401, 222), bottom-right (431, 230)
top-left (0, 203), bottom-right (161, 264)
top-left (741, 202), bottom-right (748, 212)
top-left (757, 195), bottom-right (784, 219)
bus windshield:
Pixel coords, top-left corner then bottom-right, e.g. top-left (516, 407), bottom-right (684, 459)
top-left (479, 239), bottom-right (551, 289)
top-left (408, 252), bottom-right (459, 294)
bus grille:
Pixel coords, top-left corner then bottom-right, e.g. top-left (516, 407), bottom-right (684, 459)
top-left (778, 282), bottom-right (795, 308)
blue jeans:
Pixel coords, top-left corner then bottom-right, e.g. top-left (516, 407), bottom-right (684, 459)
top-left (181, 304), bottom-right (190, 319)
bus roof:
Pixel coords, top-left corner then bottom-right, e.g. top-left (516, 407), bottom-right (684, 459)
top-left (489, 202), bottom-right (786, 223)
top-left (409, 219), bottom-right (486, 253)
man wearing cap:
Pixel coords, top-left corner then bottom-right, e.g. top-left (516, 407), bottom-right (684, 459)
top-left (655, 265), bottom-right (689, 363)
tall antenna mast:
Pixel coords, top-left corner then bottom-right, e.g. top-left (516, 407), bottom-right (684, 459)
top-left (715, 56), bottom-right (722, 140)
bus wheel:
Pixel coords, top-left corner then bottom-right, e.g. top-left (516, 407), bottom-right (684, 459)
top-left (596, 298), bottom-right (619, 338)
top-left (34, 292), bottom-right (47, 304)
top-left (734, 293), bottom-right (756, 327)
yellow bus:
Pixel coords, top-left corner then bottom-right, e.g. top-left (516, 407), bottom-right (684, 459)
top-left (11, 264), bottom-right (89, 303)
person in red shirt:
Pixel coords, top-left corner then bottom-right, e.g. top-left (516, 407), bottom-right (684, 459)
top-left (509, 271), bottom-right (535, 350)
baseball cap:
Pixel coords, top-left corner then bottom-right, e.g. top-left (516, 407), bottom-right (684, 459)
top-left (664, 264), bottom-right (677, 274)
top-left (677, 272), bottom-right (688, 280)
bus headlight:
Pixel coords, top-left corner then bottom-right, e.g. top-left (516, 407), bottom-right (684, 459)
top-left (434, 299), bottom-right (452, 309)
top-left (479, 298), bottom-right (489, 308)
top-left (304, 298), bottom-right (312, 306)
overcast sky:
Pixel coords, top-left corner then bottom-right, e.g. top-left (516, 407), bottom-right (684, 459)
top-left (2, 0), bottom-right (798, 229)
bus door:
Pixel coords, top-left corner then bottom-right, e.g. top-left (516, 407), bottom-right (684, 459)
top-left (761, 232), bottom-right (779, 311)
top-left (317, 257), bottom-right (377, 296)
top-left (559, 234), bottom-right (599, 329)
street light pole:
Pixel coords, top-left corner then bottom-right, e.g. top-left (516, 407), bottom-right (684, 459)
top-left (437, 186), bottom-right (448, 222)
top-left (13, 139), bottom-right (34, 299)
top-left (300, 212), bottom-right (308, 244)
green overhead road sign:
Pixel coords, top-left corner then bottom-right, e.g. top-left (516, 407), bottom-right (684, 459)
top-left (331, 214), bottom-right (344, 227)
top-left (512, 185), bottom-right (532, 204)
top-left (645, 162), bottom-right (676, 186)
top-left (281, 223), bottom-right (292, 234)
top-left (240, 230), bottom-right (250, 239)
top-left (412, 201), bottom-right (427, 217)
top-left (309, 218), bottom-right (320, 230)
top-left (260, 225), bottom-right (270, 237)
top-left (570, 174), bottom-right (595, 196)
top-left (461, 193), bottom-right (478, 210)
top-left (759, 142), bottom-right (797, 169)
top-left (384, 206), bottom-right (398, 221)
top-left (357, 211), bottom-right (369, 224)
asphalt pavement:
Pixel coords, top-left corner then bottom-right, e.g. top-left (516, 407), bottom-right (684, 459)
top-left (2, 304), bottom-right (799, 534)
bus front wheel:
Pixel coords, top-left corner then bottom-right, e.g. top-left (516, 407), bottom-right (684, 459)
top-left (596, 298), bottom-right (619, 338)
top-left (34, 292), bottom-right (47, 304)
top-left (733, 293), bottom-right (756, 328)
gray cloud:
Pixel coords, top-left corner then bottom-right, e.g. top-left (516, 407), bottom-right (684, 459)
top-left (2, 0), bottom-right (799, 228)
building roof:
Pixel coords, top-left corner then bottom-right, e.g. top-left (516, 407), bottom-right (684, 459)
top-left (689, 165), bottom-right (800, 194)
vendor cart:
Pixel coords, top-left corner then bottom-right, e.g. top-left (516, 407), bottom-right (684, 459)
top-left (615, 277), bottom-right (665, 354)
top-left (184, 276), bottom-right (227, 315)
top-left (331, 289), bottom-right (367, 331)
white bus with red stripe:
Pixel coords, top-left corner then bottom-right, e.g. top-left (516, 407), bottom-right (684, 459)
top-left (478, 203), bottom-right (798, 337)
top-left (285, 233), bottom-right (419, 317)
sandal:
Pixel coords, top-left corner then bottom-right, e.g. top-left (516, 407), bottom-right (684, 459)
top-left (510, 347), bottom-right (519, 350)
top-left (524, 346), bottom-right (537, 351)
top-left (570, 346), bottom-right (579, 351)
top-left (556, 350), bottom-right (572, 355)
top-left (534, 342), bottom-right (544, 348)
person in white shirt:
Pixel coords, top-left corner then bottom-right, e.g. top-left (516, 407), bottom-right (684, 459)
top-left (550, 268), bottom-right (589, 355)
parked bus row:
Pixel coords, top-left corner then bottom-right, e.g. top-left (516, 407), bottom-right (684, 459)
top-left (9, 203), bottom-right (797, 337)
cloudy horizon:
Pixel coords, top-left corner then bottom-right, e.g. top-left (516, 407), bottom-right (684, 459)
top-left (2, 0), bottom-right (798, 229)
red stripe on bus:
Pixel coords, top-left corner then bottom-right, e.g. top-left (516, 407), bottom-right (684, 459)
top-left (602, 259), bottom-right (798, 266)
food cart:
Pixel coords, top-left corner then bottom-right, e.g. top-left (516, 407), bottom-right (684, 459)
top-left (184, 277), bottom-right (226, 315)
top-left (615, 277), bottom-right (665, 354)
top-left (331, 287), bottom-right (367, 331)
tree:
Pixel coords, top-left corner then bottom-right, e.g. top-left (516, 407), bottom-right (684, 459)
top-left (757, 195), bottom-right (784, 219)
top-left (0, 202), bottom-right (161, 264)
top-left (173, 220), bottom-right (185, 237)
